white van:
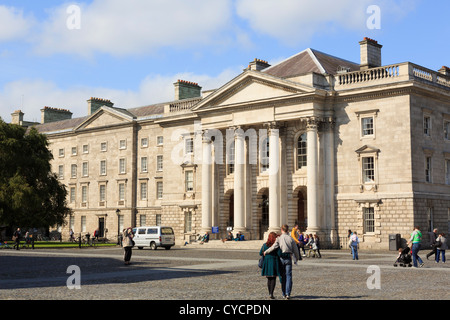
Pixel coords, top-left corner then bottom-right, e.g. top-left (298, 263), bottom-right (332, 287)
top-left (132, 226), bottom-right (175, 250)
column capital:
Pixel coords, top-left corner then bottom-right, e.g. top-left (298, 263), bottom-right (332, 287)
top-left (306, 117), bottom-right (319, 131)
top-left (323, 117), bottom-right (336, 131)
top-left (201, 130), bottom-right (213, 143)
top-left (264, 121), bottom-right (279, 136)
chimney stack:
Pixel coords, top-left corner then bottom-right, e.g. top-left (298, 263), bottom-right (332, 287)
top-left (438, 66), bottom-right (450, 76)
top-left (247, 58), bottom-right (271, 71)
top-left (87, 97), bottom-right (114, 115)
top-left (359, 37), bottom-right (382, 70)
top-left (174, 80), bottom-right (202, 100)
top-left (11, 110), bottom-right (24, 125)
top-left (40, 107), bottom-right (73, 124)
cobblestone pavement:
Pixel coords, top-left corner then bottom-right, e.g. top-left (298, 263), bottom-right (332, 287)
top-left (0, 246), bottom-right (449, 302)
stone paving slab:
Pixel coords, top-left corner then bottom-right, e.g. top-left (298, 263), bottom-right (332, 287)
top-left (0, 247), bottom-right (448, 302)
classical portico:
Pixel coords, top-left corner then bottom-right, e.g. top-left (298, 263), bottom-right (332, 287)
top-left (199, 116), bottom-right (332, 241)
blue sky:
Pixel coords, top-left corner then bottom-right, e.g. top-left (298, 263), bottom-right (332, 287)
top-left (0, 0), bottom-right (449, 122)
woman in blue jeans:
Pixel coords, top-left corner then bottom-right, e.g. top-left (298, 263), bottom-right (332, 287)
top-left (408, 226), bottom-right (424, 268)
top-left (350, 232), bottom-right (360, 260)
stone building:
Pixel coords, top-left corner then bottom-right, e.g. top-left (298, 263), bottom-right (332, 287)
top-left (14, 38), bottom-right (450, 249)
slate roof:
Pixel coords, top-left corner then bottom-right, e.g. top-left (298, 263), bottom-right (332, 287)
top-left (33, 103), bottom-right (165, 134)
top-left (263, 48), bottom-right (359, 78)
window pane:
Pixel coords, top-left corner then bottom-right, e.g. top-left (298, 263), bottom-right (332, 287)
top-left (362, 157), bottom-right (374, 183)
top-left (297, 133), bottom-right (307, 169)
top-left (157, 182), bottom-right (163, 199)
top-left (362, 117), bottom-right (374, 136)
top-left (140, 182), bottom-right (147, 200)
top-left (261, 138), bottom-right (269, 172)
top-left (363, 207), bottom-right (375, 233)
top-left (185, 171), bottom-right (194, 191)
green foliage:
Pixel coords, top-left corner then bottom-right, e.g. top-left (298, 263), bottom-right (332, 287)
top-left (0, 119), bottom-right (72, 228)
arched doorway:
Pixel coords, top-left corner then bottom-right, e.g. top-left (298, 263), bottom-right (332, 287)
top-left (228, 193), bottom-right (234, 228)
top-left (257, 188), bottom-right (269, 239)
top-left (294, 187), bottom-right (307, 232)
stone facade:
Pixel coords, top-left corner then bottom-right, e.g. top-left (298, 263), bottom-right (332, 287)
top-left (15, 39), bottom-right (450, 249)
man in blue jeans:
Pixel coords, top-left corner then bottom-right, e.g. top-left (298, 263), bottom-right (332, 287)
top-left (408, 226), bottom-right (424, 268)
top-left (264, 224), bottom-right (301, 299)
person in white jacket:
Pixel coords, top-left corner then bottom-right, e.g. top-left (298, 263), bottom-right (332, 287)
top-left (350, 232), bottom-right (360, 260)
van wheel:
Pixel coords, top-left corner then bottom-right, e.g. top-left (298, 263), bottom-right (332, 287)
top-left (138, 247), bottom-right (143, 250)
top-left (165, 246), bottom-right (171, 250)
top-left (150, 242), bottom-right (157, 250)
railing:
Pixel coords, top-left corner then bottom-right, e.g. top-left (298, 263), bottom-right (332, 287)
top-left (336, 62), bottom-right (450, 89)
top-left (337, 64), bottom-right (400, 85)
top-left (169, 97), bottom-right (202, 113)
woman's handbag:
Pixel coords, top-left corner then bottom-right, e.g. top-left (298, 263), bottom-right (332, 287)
top-left (258, 256), bottom-right (264, 268)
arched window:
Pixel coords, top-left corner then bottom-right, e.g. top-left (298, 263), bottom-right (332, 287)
top-left (297, 133), bottom-right (307, 169)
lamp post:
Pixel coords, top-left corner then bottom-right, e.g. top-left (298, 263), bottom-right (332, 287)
top-left (116, 209), bottom-right (121, 245)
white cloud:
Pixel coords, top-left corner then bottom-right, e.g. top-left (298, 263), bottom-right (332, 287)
top-left (0, 6), bottom-right (35, 41)
top-left (0, 67), bottom-right (242, 123)
top-left (235, 0), bottom-right (414, 45)
top-left (31, 0), bottom-right (233, 57)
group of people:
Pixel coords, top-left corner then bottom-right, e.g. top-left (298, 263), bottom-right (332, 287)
top-left (405, 226), bottom-right (448, 268)
top-left (290, 225), bottom-right (321, 258)
top-left (425, 228), bottom-right (447, 263)
top-left (221, 231), bottom-right (245, 242)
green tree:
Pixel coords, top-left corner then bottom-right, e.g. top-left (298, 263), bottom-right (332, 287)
top-left (0, 118), bottom-right (71, 228)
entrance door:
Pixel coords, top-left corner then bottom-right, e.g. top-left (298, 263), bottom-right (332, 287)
top-left (228, 193), bottom-right (234, 228)
top-left (98, 217), bottom-right (105, 238)
top-left (259, 194), bottom-right (269, 239)
top-left (297, 191), bottom-right (307, 232)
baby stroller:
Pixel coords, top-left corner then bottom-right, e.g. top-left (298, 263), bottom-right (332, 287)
top-left (394, 247), bottom-right (412, 267)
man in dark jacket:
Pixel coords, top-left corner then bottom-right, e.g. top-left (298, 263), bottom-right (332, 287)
top-left (13, 228), bottom-right (21, 250)
top-left (426, 228), bottom-right (438, 260)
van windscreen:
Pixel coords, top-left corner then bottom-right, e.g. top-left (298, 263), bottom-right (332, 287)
top-left (161, 227), bottom-right (174, 235)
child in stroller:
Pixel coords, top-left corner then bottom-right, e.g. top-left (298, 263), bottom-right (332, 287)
top-left (394, 247), bottom-right (412, 267)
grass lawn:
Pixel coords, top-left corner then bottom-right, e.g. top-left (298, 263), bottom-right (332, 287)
top-left (1, 241), bottom-right (118, 249)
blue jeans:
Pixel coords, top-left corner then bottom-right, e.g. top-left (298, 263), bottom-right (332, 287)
top-left (411, 243), bottom-right (423, 267)
top-left (351, 244), bottom-right (358, 260)
top-left (436, 249), bottom-right (446, 263)
top-left (279, 257), bottom-right (293, 297)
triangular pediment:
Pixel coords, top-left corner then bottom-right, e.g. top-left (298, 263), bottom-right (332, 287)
top-left (74, 106), bottom-right (135, 131)
top-left (355, 145), bottom-right (380, 154)
top-left (193, 70), bottom-right (314, 112)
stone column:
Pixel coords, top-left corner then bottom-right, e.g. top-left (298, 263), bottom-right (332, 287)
top-left (268, 123), bottom-right (280, 233)
top-left (306, 117), bottom-right (319, 233)
top-left (325, 118), bottom-right (337, 245)
top-left (201, 132), bottom-right (212, 233)
top-left (233, 127), bottom-right (246, 233)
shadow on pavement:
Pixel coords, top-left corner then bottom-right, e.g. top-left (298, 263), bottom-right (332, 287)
top-left (0, 253), bottom-right (235, 290)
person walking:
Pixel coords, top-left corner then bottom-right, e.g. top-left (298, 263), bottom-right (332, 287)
top-left (259, 232), bottom-right (282, 299)
top-left (298, 232), bottom-right (306, 257)
top-left (426, 228), bottom-right (438, 260)
top-left (264, 225), bottom-right (300, 300)
top-left (122, 228), bottom-right (134, 265)
top-left (435, 233), bottom-right (447, 263)
top-left (350, 231), bottom-right (360, 260)
top-left (291, 224), bottom-right (300, 246)
top-left (408, 226), bottom-right (424, 268)
top-left (313, 234), bottom-right (322, 258)
top-left (13, 228), bottom-right (21, 250)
